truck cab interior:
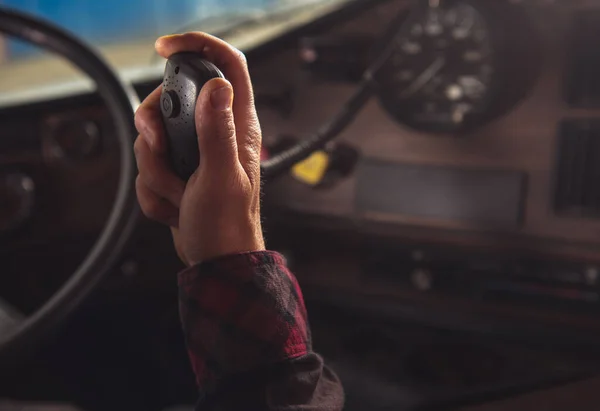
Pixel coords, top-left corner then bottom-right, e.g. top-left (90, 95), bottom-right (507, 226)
top-left (2, 0), bottom-right (600, 409)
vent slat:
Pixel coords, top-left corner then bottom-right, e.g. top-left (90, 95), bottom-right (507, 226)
top-left (590, 138), bottom-right (600, 208)
top-left (555, 121), bottom-right (600, 216)
top-left (577, 128), bottom-right (590, 207)
top-left (565, 12), bottom-right (600, 107)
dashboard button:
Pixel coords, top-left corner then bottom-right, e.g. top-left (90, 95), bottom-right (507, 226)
top-left (161, 90), bottom-right (180, 119)
top-left (0, 172), bottom-right (35, 232)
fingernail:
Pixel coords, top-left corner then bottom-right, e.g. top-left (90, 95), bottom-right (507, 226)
top-left (211, 86), bottom-right (233, 111)
top-left (155, 34), bottom-right (178, 48)
top-left (168, 216), bottom-right (179, 228)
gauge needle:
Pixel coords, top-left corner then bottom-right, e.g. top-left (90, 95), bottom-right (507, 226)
top-left (400, 57), bottom-right (446, 98)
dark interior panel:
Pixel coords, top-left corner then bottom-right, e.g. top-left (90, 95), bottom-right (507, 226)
top-left (356, 160), bottom-right (526, 227)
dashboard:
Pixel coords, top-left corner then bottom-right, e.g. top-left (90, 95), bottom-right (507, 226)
top-left (4, 0), bottom-right (600, 340)
top-left (258, 0), bottom-right (600, 339)
top-left (261, 0), bottom-right (598, 255)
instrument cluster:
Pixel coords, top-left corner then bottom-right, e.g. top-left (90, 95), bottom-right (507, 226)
top-left (374, 0), bottom-right (540, 133)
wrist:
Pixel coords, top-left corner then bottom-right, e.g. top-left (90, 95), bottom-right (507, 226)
top-left (183, 223), bottom-right (265, 266)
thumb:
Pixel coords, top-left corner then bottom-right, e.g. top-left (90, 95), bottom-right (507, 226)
top-left (195, 77), bottom-right (238, 174)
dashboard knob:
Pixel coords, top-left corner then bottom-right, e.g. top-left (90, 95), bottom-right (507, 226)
top-left (0, 172), bottom-right (35, 232)
top-left (47, 119), bottom-right (101, 161)
top-left (411, 268), bottom-right (433, 291)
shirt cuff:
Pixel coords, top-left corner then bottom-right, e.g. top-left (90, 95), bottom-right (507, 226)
top-left (178, 251), bottom-right (311, 392)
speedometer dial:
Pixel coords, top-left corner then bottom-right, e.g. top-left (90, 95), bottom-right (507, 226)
top-left (375, 0), bottom-right (535, 133)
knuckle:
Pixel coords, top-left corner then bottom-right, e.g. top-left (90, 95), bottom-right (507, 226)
top-left (145, 167), bottom-right (163, 191)
top-left (144, 199), bottom-right (165, 221)
top-left (136, 179), bottom-right (159, 220)
top-left (244, 157), bottom-right (261, 185)
top-left (135, 175), bottom-right (144, 195)
top-left (225, 172), bottom-right (252, 201)
top-left (136, 177), bottom-right (173, 223)
top-left (134, 106), bottom-right (151, 133)
top-left (218, 111), bottom-right (236, 140)
top-left (133, 136), bottom-right (142, 156)
top-left (246, 127), bottom-right (262, 151)
top-left (235, 48), bottom-right (248, 66)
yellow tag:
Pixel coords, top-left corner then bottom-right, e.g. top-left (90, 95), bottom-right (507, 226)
top-left (291, 151), bottom-right (330, 185)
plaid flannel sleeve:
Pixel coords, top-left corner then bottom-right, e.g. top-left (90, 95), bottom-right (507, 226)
top-left (178, 251), bottom-right (312, 395)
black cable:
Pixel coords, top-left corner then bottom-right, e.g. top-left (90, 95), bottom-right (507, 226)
top-left (260, 0), bottom-right (427, 179)
top-left (260, 81), bottom-right (373, 178)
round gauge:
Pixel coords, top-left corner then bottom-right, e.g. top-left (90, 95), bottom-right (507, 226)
top-left (51, 119), bottom-right (101, 161)
top-left (374, 0), bottom-right (538, 133)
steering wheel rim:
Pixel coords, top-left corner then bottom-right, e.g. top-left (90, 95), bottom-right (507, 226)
top-left (0, 6), bottom-right (139, 365)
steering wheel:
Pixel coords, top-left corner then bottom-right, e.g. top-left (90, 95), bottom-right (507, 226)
top-left (0, 7), bottom-right (139, 366)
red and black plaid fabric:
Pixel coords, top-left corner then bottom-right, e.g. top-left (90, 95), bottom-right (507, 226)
top-left (178, 251), bottom-right (311, 393)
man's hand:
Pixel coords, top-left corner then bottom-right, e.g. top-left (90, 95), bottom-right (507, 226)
top-left (134, 32), bottom-right (265, 266)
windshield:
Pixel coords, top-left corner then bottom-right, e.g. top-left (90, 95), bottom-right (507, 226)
top-left (0, 0), bottom-right (350, 106)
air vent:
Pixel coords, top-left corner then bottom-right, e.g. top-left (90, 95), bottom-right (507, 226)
top-left (555, 120), bottom-right (600, 216)
top-left (565, 11), bottom-right (600, 107)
